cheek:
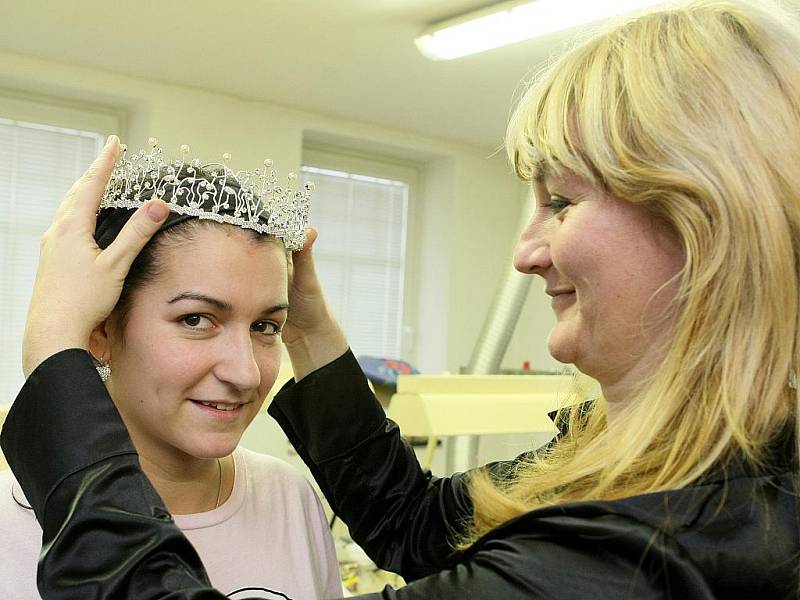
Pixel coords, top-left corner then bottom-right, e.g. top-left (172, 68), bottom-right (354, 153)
top-left (111, 332), bottom-right (159, 381)
top-left (133, 335), bottom-right (211, 395)
top-left (255, 345), bottom-right (283, 390)
top-left (625, 229), bottom-right (683, 304)
top-left (549, 221), bottom-right (597, 280)
top-left (552, 233), bottom-right (635, 325)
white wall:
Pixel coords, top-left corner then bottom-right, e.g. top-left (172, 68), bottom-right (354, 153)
top-left (0, 49), bottom-right (559, 465)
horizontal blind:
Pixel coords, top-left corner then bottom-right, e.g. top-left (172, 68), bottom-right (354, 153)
top-left (302, 166), bottom-right (408, 358)
top-left (0, 119), bottom-right (104, 404)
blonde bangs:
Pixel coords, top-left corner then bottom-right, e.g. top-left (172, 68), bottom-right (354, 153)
top-left (506, 33), bottom-right (619, 187)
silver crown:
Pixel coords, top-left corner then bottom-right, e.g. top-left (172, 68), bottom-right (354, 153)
top-left (100, 138), bottom-right (312, 250)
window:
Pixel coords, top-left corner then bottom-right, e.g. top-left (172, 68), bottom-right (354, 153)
top-left (301, 163), bottom-right (410, 359)
top-left (0, 118), bottom-right (105, 403)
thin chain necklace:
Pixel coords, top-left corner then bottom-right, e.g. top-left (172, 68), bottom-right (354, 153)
top-left (213, 457), bottom-right (222, 510)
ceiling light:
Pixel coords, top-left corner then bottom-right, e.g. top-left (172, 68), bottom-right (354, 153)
top-left (415, 0), bottom-right (668, 60)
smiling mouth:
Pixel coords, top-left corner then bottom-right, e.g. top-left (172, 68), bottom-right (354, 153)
top-left (546, 288), bottom-right (575, 297)
top-left (201, 401), bottom-right (236, 411)
top-left (191, 400), bottom-right (245, 412)
top-left (550, 291), bottom-right (577, 310)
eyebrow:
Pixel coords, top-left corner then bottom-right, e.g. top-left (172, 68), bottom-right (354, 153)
top-left (167, 292), bottom-right (288, 315)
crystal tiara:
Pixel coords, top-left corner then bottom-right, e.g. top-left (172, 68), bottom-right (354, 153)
top-left (100, 138), bottom-right (312, 250)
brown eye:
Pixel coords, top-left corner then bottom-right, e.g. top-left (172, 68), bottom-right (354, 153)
top-left (251, 321), bottom-right (280, 335)
top-left (181, 314), bottom-right (212, 330)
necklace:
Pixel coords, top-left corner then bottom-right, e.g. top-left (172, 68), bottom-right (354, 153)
top-left (213, 457), bottom-right (222, 510)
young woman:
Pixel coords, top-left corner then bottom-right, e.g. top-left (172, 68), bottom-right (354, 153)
top-left (4, 0), bottom-right (800, 597)
top-left (0, 144), bottom-right (341, 599)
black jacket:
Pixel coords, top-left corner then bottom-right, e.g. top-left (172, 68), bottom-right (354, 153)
top-left (2, 348), bottom-right (798, 599)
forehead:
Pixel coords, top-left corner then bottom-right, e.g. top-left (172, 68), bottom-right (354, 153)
top-left (148, 226), bottom-right (288, 302)
top-left (537, 166), bottom-right (596, 196)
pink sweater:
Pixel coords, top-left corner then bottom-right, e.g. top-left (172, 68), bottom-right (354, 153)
top-left (0, 447), bottom-right (341, 599)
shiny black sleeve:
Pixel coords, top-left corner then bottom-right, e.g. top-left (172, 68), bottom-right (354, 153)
top-left (268, 349), bottom-right (474, 579)
top-left (268, 350), bottom-right (712, 600)
top-left (0, 350), bottom-right (226, 600)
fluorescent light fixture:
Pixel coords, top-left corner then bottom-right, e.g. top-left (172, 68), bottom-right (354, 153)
top-left (416, 0), bottom-right (668, 60)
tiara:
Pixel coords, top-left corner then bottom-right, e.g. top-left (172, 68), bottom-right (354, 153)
top-left (100, 137), bottom-right (312, 250)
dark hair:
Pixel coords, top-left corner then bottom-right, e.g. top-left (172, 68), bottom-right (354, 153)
top-left (95, 164), bottom-right (284, 331)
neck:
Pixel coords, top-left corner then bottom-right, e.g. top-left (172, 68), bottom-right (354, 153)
top-left (596, 356), bottom-right (657, 429)
top-left (601, 383), bottom-right (635, 427)
top-left (596, 323), bottom-right (676, 428)
top-left (137, 451), bottom-right (232, 515)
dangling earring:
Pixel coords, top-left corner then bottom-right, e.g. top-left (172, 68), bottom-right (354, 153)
top-left (96, 360), bottom-right (112, 382)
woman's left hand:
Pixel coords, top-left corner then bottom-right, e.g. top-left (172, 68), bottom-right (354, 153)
top-left (283, 227), bottom-right (348, 380)
top-left (22, 136), bottom-right (169, 378)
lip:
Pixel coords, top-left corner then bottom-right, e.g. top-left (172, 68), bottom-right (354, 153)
top-left (189, 399), bottom-right (248, 422)
top-left (550, 291), bottom-right (576, 311)
top-left (545, 288), bottom-right (575, 297)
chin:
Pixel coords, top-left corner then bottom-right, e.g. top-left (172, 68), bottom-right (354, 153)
top-left (183, 439), bottom-right (240, 460)
top-left (190, 449), bottom-right (235, 461)
top-left (547, 331), bottom-right (578, 365)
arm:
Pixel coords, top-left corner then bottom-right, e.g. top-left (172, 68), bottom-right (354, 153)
top-left (275, 229), bottom-right (477, 574)
top-left (268, 350), bottom-right (698, 598)
top-left (269, 349), bottom-right (480, 579)
top-left (2, 350), bottom-right (224, 600)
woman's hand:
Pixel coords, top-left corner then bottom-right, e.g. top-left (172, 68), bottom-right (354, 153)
top-left (283, 227), bottom-right (349, 380)
top-left (21, 136), bottom-right (169, 378)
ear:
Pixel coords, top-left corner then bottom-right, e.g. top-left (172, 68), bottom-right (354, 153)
top-left (88, 319), bottom-right (113, 362)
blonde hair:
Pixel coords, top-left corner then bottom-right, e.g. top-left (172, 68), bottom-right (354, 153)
top-left (467, 0), bottom-right (800, 542)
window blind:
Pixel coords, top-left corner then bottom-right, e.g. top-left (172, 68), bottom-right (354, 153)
top-left (0, 119), bottom-right (103, 403)
top-left (301, 166), bottom-right (408, 358)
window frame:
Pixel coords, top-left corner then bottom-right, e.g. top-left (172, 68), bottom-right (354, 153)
top-left (0, 91), bottom-right (122, 138)
top-left (0, 92), bottom-right (121, 405)
top-left (301, 145), bottom-right (420, 362)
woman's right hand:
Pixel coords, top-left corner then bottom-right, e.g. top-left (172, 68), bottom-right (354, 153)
top-left (22, 136), bottom-right (169, 378)
top-left (283, 227), bottom-right (349, 380)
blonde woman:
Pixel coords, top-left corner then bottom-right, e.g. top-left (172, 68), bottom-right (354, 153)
top-left (3, 1), bottom-right (799, 598)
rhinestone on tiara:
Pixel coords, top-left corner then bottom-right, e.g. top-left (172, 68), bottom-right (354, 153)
top-left (100, 138), bottom-right (312, 250)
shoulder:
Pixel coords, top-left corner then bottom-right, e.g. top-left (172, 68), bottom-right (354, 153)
top-left (615, 471), bottom-right (799, 541)
top-left (445, 499), bottom-right (690, 599)
top-left (0, 469), bottom-right (33, 512)
top-left (233, 448), bottom-right (331, 536)
top-left (0, 472), bottom-right (41, 597)
top-left (235, 447), bottom-right (319, 501)
top-left (468, 473), bottom-right (799, 598)
top-left (543, 472), bottom-right (799, 547)
top-left (406, 506), bottom-right (672, 600)
top-left (0, 469), bottom-right (40, 538)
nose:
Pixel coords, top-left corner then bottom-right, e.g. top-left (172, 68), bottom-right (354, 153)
top-left (215, 330), bottom-right (261, 392)
top-left (513, 215), bottom-right (551, 276)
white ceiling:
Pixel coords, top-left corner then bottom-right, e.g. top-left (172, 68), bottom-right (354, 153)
top-left (2, 1), bottom-right (797, 150)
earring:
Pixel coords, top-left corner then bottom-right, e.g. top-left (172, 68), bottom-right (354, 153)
top-left (96, 360), bottom-right (112, 382)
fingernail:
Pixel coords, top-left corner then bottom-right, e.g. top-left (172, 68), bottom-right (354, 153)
top-left (147, 201), bottom-right (168, 222)
top-left (105, 134), bottom-right (117, 148)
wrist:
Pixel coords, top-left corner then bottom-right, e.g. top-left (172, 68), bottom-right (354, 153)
top-left (22, 328), bottom-right (90, 379)
top-left (283, 321), bottom-right (348, 381)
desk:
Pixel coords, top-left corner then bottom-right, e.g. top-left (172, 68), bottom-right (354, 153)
top-left (387, 373), bottom-right (574, 469)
